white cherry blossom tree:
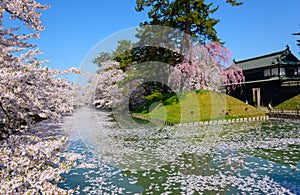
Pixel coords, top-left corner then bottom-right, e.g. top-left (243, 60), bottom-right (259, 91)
top-left (93, 60), bottom-right (127, 109)
top-left (0, 0), bottom-right (79, 136)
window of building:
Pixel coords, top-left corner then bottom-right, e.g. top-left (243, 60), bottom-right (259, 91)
top-left (266, 67), bottom-right (286, 77)
top-left (264, 69), bottom-right (271, 77)
top-left (279, 67), bottom-right (285, 76)
top-left (271, 68), bottom-right (278, 76)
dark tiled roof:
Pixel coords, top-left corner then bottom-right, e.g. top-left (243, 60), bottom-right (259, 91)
top-left (235, 47), bottom-right (300, 71)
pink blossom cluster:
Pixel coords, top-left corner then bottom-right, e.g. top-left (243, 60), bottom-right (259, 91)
top-left (168, 42), bottom-right (244, 92)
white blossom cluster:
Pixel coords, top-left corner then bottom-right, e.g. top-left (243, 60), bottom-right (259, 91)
top-left (0, 133), bottom-right (78, 194)
top-left (94, 61), bottom-right (126, 109)
top-left (0, 0), bottom-right (80, 136)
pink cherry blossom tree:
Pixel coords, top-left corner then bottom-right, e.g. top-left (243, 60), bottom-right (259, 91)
top-left (0, 1), bottom-right (79, 136)
top-left (168, 42), bottom-right (244, 92)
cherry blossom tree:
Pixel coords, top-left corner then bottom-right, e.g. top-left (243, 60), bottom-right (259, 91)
top-left (168, 42), bottom-right (244, 92)
top-left (93, 43), bottom-right (244, 110)
top-left (93, 61), bottom-right (127, 109)
top-left (0, 0), bottom-right (79, 136)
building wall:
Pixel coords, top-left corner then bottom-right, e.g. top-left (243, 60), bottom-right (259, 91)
top-left (230, 80), bottom-right (300, 107)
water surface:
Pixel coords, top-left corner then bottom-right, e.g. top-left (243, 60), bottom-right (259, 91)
top-left (58, 107), bottom-right (300, 194)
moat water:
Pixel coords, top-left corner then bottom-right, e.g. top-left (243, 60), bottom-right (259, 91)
top-left (57, 107), bottom-right (300, 194)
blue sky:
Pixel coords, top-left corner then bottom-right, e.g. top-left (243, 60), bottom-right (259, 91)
top-left (28, 0), bottom-right (300, 81)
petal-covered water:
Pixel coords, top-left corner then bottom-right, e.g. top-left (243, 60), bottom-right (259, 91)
top-left (58, 107), bottom-right (300, 194)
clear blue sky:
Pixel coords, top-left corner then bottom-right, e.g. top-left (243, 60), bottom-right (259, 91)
top-left (34, 0), bottom-right (300, 81)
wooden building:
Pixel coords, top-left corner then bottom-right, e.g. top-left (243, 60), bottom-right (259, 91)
top-left (229, 46), bottom-right (300, 107)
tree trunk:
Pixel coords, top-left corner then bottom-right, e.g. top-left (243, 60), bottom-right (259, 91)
top-left (180, 0), bottom-right (192, 54)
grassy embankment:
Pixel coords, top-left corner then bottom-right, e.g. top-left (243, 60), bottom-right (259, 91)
top-left (275, 94), bottom-right (300, 110)
top-left (132, 90), bottom-right (265, 124)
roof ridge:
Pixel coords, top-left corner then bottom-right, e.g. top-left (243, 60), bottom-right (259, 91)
top-left (235, 49), bottom-right (286, 64)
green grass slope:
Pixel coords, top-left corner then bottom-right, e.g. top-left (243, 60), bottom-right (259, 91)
top-left (275, 94), bottom-right (300, 110)
top-left (138, 90), bottom-right (265, 124)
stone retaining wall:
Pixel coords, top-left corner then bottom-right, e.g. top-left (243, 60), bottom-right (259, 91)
top-left (131, 114), bottom-right (269, 126)
top-left (269, 110), bottom-right (300, 120)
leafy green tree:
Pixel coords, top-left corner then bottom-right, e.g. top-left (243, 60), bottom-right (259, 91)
top-left (93, 52), bottom-right (112, 68)
top-left (94, 0), bottom-right (243, 69)
top-left (113, 40), bottom-right (134, 57)
top-left (135, 0), bottom-right (243, 52)
top-left (93, 40), bottom-right (135, 71)
top-left (113, 40), bottom-right (135, 70)
top-left (225, 0), bottom-right (243, 6)
top-left (134, 25), bottom-right (184, 65)
top-left (93, 39), bottom-right (183, 71)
